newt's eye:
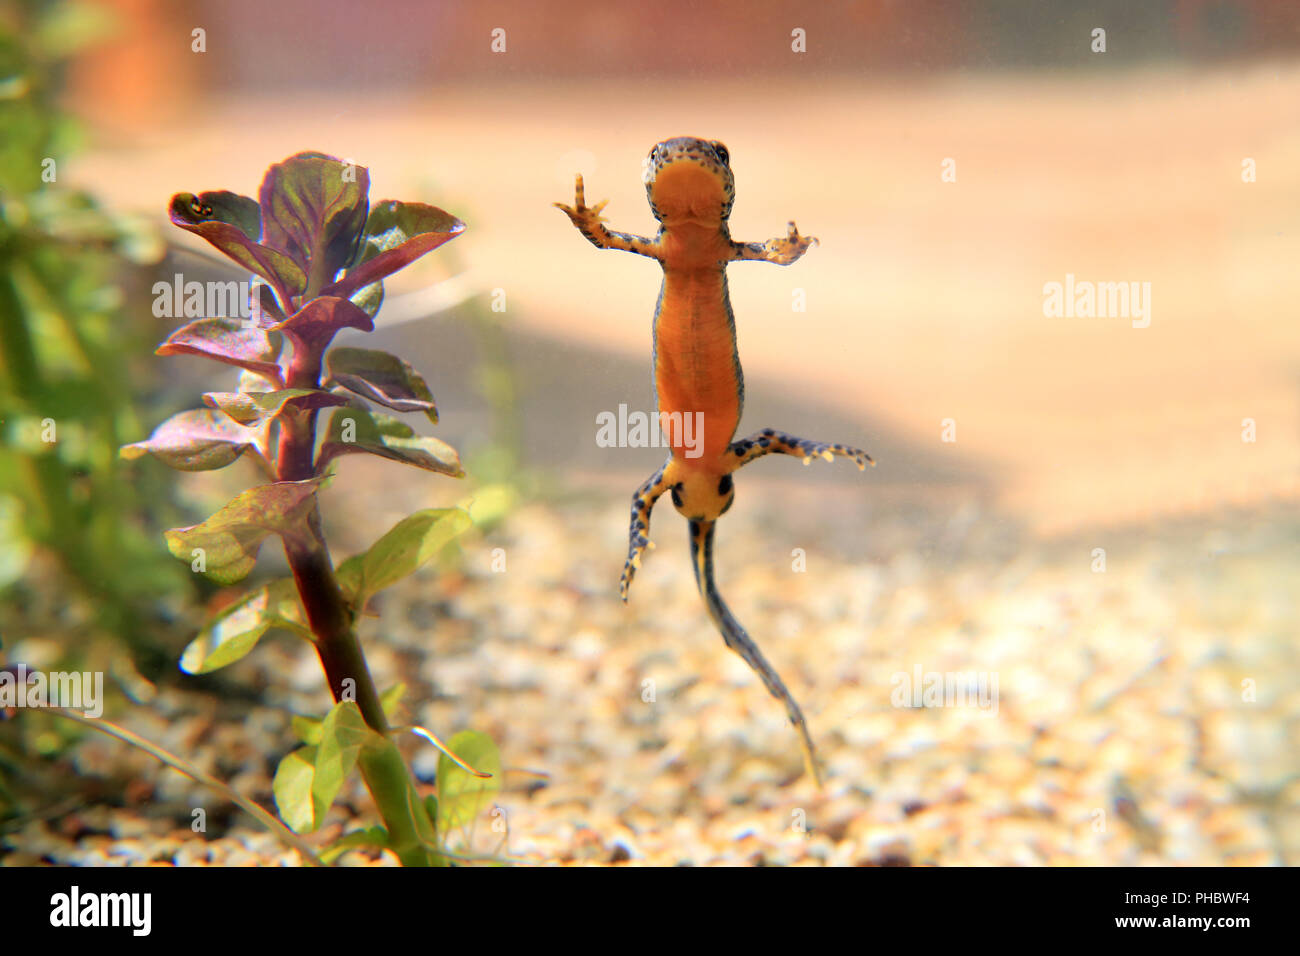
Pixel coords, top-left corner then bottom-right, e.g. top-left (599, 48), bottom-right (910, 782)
top-left (189, 199), bottom-right (203, 215)
top-left (712, 142), bottom-right (730, 165)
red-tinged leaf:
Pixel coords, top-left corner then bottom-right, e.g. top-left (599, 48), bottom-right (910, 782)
top-left (120, 408), bottom-right (260, 472)
top-left (325, 346), bottom-right (438, 422)
top-left (169, 192), bottom-right (306, 296)
top-left (259, 152), bottom-right (369, 282)
top-left (271, 296), bottom-right (373, 350)
top-left (202, 388), bottom-right (348, 426)
top-left (155, 317), bottom-right (285, 386)
top-left (321, 200), bottom-right (464, 300)
top-left (255, 282), bottom-right (287, 325)
top-left (164, 479), bottom-right (325, 585)
top-left (317, 407), bottom-right (463, 478)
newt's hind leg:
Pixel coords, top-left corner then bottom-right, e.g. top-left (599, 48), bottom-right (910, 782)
top-left (728, 428), bottom-right (873, 471)
top-left (620, 459), bottom-right (672, 602)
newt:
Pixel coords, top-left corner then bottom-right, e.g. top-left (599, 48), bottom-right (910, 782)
top-left (556, 137), bottom-right (872, 785)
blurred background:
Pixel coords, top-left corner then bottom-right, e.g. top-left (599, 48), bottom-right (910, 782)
top-left (0, 0), bottom-right (1296, 866)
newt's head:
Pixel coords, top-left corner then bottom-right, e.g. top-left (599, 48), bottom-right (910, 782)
top-left (644, 137), bottom-right (735, 226)
top-left (664, 462), bottom-right (736, 523)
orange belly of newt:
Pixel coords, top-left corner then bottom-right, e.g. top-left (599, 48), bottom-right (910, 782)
top-left (654, 268), bottom-right (741, 465)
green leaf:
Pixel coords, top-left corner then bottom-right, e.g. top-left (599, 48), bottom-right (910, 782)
top-left (436, 730), bottom-right (501, 835)
top-left (202, 387), bottom-right (347, 426)
top-left (274, 702), bottom-right (387, 835)
top-left (273, 745), bottom-right (318, 834)
top-left (317, 407), bottom-right (462, 478)
top-left (380, 682), bottom-right (407, 721)
top-left (462, 482), bottom-right (518, 528)
top-left (120, 408), bottom-right (260, 472)
top-left (343, 508), bottom-right (472, 607)
top-left (326, 346), bottom-right (439, 422)
top-left (163, 478), bottom-right (324, 585)
top-left (350, 280), bottom-right (383, 318)
top-left (320, 826), bottom-right (389, 865)
top-left (312, 701), bottom-right (384, 830)
top-left (291, 715), bottom-right (324, 746)
top-left (179, 578), bottom-right (312, 674)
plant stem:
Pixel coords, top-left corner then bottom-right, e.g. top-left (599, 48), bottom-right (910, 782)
top-left (283, 517), bottom-right (387, 733)
top-left (274, 341), bottom-right (437, 865)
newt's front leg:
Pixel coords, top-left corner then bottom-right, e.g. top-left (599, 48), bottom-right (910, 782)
top-left (729, 428), bottom-right (873, 471)
top-left (620, 459), bottom-right (672, 602)
top-left (554, 174), bottom-right (662, 259)
top-left (731, 221), bottom-right (818, 266)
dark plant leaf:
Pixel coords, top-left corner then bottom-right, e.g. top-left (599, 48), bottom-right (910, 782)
top-left (254, 282), bottom-right (287, 325)
top-left (326, 346), bottom-right (438, 422)
top-left (169, 192), bottom-right (306, 296)
top-left (258, 152), bottom-right (370, 284)
top-left (120, 408), bottom-right (260, 472)
top-left (322, 200), bottom-right (464, 300)
top-left (271, 296), bottom-right (373, 350)
top-left (163, 478), bottom-right (324, 585)
top-left (155, 317), bottom-right (284, 386)
top-left (317, 407), bottom-right (462, 478)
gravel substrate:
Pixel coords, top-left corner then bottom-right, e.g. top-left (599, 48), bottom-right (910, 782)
top-left (3, 481), bottom-right (1295, 866)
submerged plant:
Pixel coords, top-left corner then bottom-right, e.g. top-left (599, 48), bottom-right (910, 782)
top-left (0, 0), bottom-right (188, 678)
top-left (122, 152), bottom-right (497, 866)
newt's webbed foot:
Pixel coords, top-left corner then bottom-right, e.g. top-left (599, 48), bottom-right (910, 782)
top-left (620, 460), bottom-right (671, 602)
top-left (733, 222), bottom-right (818, 265)
top-left (554, 174), bottom-right (609, 235)
top-left (555, 174), bottom-right (661, 258)
top-left (729, 428), bottom-right (873, 471)
top-left (768, 221), bottom-right (818, 264)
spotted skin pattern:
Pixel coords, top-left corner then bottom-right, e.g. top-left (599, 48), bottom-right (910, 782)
top-left (557, 137), bottom-right (872, 785)
top-left (620, 462), bottom-right (668, 601)
top-left (730, 428), bottom-right (873, 470)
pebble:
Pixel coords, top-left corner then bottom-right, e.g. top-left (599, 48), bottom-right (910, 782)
top-left (4, 493), bottom-right (1294, 866)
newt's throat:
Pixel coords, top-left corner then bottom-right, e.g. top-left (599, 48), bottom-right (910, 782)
top-left (649, 161), bottom-right (730, 227)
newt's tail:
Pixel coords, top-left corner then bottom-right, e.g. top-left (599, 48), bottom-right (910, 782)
top-left (688, 519), bottom-right (822, 786)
